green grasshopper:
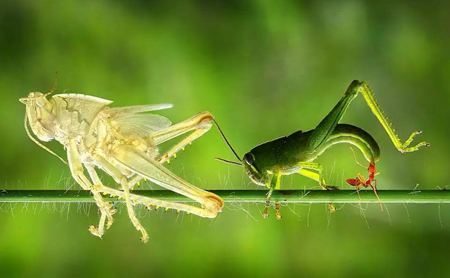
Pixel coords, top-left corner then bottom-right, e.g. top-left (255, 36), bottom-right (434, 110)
top-left (216, 80), bottom-right (429, 217)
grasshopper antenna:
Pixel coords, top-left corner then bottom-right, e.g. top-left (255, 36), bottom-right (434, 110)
top-left (213, 119), bottom-right (242, 163)
top-left (214, 157), bottom-right (242, 166)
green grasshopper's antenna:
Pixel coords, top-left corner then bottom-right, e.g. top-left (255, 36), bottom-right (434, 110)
top-left (213, 119), bottom-right (242, 165)
top-left (214, 157), bottom-right (242, 166)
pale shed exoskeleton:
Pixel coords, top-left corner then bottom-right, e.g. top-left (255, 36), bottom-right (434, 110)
top-left (19, 92), bottom-right (223, 242)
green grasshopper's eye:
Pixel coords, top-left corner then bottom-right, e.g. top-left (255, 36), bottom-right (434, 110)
top-left (243, 153), bottom-right (255, 165)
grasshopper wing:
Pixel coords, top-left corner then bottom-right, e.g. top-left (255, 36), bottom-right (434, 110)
top-left (112, 113), bottom-right (172, 136)
top-left (109, 103), bottom-right (173, 114)
top-left (109, 104), bottom-right (173, 136)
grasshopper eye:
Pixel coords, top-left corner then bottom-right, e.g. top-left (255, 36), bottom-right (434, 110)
top-left (243, 153), bottom-right (255, 165)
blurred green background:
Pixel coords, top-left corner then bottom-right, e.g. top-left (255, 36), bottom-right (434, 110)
top-left (1, 0), bottom-right (449, 277)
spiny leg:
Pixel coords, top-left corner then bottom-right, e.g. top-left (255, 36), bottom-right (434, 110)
top-left (127, 111), bottom-right (213, 189)
top-left (308, 80), bottom-right (429, 153)
top-left (71, 144), bottom-right (222, 242)
top-left (94, 180), bottom-right (222, 218)
top-left (67, 141), bottom-right (115, 238)
top-left (153, 111), bottom-right (213, 164)
top-left (95, 147), bottom-right (223, 218)
top-left (92, 153), bottom-right (191, 242)
top-left (355, 81), bottom-right (429, 152)
top-left (89, 153), bottom-right (225, 242)
top-left (127, 115), bottom-right (212, 190)
top-left (111, 144), bottom-right (223, 216)
top-left (115, 187), bottom-right (221, 217)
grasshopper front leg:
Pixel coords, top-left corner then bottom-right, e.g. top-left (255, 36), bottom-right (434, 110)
top-left (262, 172), bottom-right (281, 219)
top-left (67, 140), bottom-right (115, 238)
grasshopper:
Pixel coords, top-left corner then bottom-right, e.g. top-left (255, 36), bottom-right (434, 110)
top-left (216, 80), bottom-right (429, 217)
top-left (20, 92), bottom-right (223, 242)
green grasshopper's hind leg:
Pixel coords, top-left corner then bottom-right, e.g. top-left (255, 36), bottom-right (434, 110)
top-left (308, 80), bottom-right (429, 154)
top-left (307, 85), bottom-right (359, 152)
top-left (354, 81), bottom-right (430, 153)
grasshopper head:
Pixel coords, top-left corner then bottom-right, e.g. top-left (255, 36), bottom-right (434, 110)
top-left (213, 119), bottom-right (269, 186)
top-left (243, 152), bottom-right (268, 186)
top-left (19, 92), bottom-right (55, 141)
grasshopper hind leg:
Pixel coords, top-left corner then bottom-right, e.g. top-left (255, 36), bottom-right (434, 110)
top-left (152, 111), bottom-right (214, 164)
top-left (126, 111), bottom-right (214, 189)
top-left (352, 81), bottom-right (430, 153)
top-left (309, 80), bottom-right (429, 154)
top-left (109, 145), bottom-right (223, 217)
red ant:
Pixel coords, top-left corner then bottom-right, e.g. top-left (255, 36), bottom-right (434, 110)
top-left (346, 162), bottom-right (382, 209)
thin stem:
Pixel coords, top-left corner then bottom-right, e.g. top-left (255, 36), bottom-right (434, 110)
top-left (1, 190), bottom-right (450, 204)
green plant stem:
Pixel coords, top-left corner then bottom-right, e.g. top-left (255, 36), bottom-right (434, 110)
top-left (1, 190), bottom-right (450, 204)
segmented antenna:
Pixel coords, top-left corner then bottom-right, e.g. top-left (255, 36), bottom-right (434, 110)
top-left (24, 113), bottom-right (68, 165)
top-left (214, 157), bottom-right (242, 166)
top-left (213, 119), bottom-right (242, 162)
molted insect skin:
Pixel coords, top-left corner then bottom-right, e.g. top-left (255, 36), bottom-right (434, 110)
top-left (21, 92), bottom-right (57, 142)
top-left (21, 92), bottom-right (223, 242)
